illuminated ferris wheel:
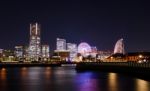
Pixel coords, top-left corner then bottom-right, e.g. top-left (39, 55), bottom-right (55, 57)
top-left (78, 42), bottom-right (92, 57)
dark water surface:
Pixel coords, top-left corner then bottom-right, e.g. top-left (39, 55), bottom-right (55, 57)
top-left (0, 67), bottom-right (150, 91)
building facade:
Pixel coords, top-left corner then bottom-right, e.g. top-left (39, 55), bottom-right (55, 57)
top-left (42, 45), bottom-right (50, 59)
top-left (114, 38), bottom-right (125, 54)
top-left (67, 43), bottom-right (78, 61)
top-left (15, 46), bottom-right (23, 59)
top-left (56, 38), bottom-right (66, 51)
top-left (28, 23), bottom-right (41, 61)
top-left (90, 46), bottom-right (97, 57)
top-left (0, 49), bottom-right (3, 61)
top-left (53, 38), bottom-right (69, 61)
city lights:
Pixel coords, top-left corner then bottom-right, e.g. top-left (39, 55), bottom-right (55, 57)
top-left (0, 23), bottom-right (150, 63)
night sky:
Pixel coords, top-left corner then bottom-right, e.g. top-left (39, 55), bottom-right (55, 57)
top-left (0, 0), bottom-right (150, 52)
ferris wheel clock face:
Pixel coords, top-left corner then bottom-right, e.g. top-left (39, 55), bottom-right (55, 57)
top-left (78, 42), bottom-right (91, 57)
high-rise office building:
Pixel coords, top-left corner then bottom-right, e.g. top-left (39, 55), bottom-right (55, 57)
top-left (15, 46), bottom-right (23, 58)
top-left (28, 23), bottom-right (41, 61)
top-left (42, 45), bottom-right (50, 58)
top-left (54, 38), bottom-right (69, 61)
top-left (67, 43), bottom-right (77, 60)
top-left (56, 38), bottom-right (66, 51)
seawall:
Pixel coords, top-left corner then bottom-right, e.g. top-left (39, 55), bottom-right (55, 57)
top-left (0, 63), bottom-right (61, 67)
top-left (76, 62), bottom-right (150, 80)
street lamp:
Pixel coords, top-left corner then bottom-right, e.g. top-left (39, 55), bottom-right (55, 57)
top-left (139, 54), bottom-right (143, 58)
top-left (138, 54), bottom-right (143, 63)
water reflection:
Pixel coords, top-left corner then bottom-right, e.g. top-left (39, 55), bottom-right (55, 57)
top-left (0, 68), bottom-right (7, 91)
top-left (76, 72), bottom-right (100, 91)
top-left (0, 67), bottom-right (150, 91)
top-left (135, 79), bottom-right (150, 91)
top-left (45, 67), bottom-right (51, 79)
top-left (28, 67), bottom-right (41, 79)
top-left (21, 67), bottom-right (28, 78)
top-left (108, 73), bottom-right (119, 91)
top-left (0, 68), bottom-right (7, 80)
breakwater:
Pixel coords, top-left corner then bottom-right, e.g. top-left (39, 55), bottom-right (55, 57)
top-left (76, 62), bottom-right (150, 80)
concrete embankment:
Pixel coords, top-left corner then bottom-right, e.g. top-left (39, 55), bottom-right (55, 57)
top-left (76, 62), bottom-right (150, 80)
top-left (0, 63), bottom-right (61, 67)
top-left (0, 62), bottom-right (77, 67)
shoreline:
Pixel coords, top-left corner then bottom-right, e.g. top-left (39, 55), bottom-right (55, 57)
top-left (0, 63), bottom-right (61, 67)
top-left (0, 62), bottom-right (77, 67)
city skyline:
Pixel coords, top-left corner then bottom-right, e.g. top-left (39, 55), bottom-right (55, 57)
top-left (0, 0), bottom-right (150, 52)
top-left (0, 1), bottom-right (150, 91)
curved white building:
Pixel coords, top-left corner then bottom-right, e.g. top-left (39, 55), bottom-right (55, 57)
top-left (78, 42), bottom-right (92, 57)
top-left (114, 38), bottom-right (125, 54)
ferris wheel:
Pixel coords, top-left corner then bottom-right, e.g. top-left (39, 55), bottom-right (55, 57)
top-left (78, 42), bottom-right (92, 57)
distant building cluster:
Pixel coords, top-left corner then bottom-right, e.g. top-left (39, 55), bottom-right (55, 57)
top-left (0, 23), bottom-right (99, 62)
top-left (0, 23), bottom-right (50, 62)
top-left (0, 23), bottom-right (149, 63)
top-left (53, 38), bottom-right (99, 62)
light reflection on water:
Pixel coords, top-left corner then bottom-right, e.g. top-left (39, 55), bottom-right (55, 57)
top-left (75, 72), bottom-right (100, 91)
top-left (0, 68), bottom-right (7, 80)
top-left (21, 67), bottom-right (27, 78)
top-left (108, 73), bottom-right (118, 91)
top-left (135, 79), bottom-right (150, 91)
top-left (0, 68), bottom-right (7, 91)
top-left (0, 67), bottom-right (149, 91)
top-left (45, 67), bottom-right (51, 79)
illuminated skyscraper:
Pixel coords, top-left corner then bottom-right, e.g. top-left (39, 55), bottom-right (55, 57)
top-left (28, 23), bottom-right (41, 61)
top-left (56, 38), bottom-right (66, 51)
top-left (42, 45), bottom-right (50, 58)
top-left (67, 43), bottom-right (78, 60)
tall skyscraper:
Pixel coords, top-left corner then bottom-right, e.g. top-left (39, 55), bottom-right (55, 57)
top-left (67, 43), bottom-right (78, 60)
top-left (56, 38), bottom-right (66, 51)
top-left (28, 23), bottom-right (41, 61)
